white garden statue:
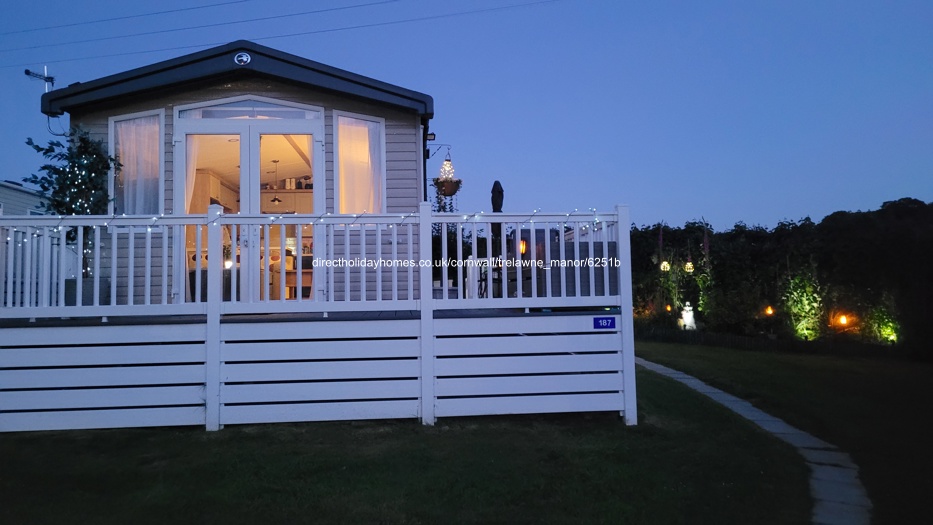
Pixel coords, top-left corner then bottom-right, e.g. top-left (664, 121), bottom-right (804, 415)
top-left (681, 302), bottom-right (696, 330)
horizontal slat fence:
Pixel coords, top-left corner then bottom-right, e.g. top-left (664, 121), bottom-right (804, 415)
top-left (0, 323), bottom-right (207, 432)
top-left (219, 319), bottom-right (421, 425)
top-left (433, 315), bottom-right (627, 418)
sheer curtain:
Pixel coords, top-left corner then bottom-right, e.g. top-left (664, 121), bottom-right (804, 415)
top-left (337, 116), bottom-right (383, 214)
top-left (185, 136), bottom-right (199, 213)
top-left (114, 115), bottom-right (160, 215)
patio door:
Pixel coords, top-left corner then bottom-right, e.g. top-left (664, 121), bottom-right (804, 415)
top-left (175, 114), bottom-right (323, 302)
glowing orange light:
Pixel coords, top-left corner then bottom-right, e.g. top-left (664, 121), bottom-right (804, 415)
top-left (665, 304), bottom-right (672, 312)
top-left (520, 240), bottom-right (527, 255)
top-left (765, 306), bottom-right (774, 316)
top-left (838, 315), bottom-right (848, 326)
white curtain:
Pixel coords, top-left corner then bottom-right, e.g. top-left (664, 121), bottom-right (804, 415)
top-left (337, 116), bottom-right (383, 214)
top-left (185, 136), bottom-right (199, 213)
top-left (114, 115), bottom-right (160, 215)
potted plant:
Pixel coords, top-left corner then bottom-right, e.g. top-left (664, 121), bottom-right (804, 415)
top-left (432, 151), bottom-right (462, 197)
top-left (25, 128), bottom-right (118, 305)
top-left (433, 177), bottom-right (462, 197)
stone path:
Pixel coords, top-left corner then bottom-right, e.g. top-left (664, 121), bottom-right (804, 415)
top-left (635, 357), bottom-right (873, 525)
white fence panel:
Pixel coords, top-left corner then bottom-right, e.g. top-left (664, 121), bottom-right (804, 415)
top-left (0, 344), bottom-right (205, 367)
top-left (436, 374), bottom-right (622, 398)
top-left (0, 407), bottom-right (205, 432)
top-left (434, 313), bottom-right (626, 420)
top-left (0, 323), bottom-right (207, 433)
top-left (222, 339), bottom-right (420, 361)
top-left (0, 365), bottom-right (205, 390)
top-left (435, 333), bottom-right (622, 356)
top-left (0, 386), bottom-right (204, 411)
top-left (435, 353), bottom-right (621, 377)
top-left (436, 393), bottom-right (623, 418)
top-left (223, 381), bottom-right (420, 405)
top-left (221, 319), bottom-right (420, 341)
top-left (218, 319), bottom-right (423, 426)
top-left (222, 360), bottom-right (418, 383)
top-left (434, 315), bottom-right (614, 336)
top-left (222, 401), bottom-right (420, 425)
top-left (1, 323), bottom-right (206, 347)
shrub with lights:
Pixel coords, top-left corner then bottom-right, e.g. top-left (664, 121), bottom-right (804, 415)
top-left (25, 128), bottom-right (118, 277)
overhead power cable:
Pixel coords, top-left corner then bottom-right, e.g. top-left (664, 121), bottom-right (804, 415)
top-left (0, 0), bottom-right (400, 53)
top-left (4, 0), bottom-right (561, 69)
top-left (0, 0), bottom-right (253, 36)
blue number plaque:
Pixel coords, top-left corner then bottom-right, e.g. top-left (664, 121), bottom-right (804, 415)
top-left (593, 317), bottom-right (616, 330)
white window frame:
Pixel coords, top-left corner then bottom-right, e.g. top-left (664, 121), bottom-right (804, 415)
top-left (108, 108), bottom-right (165, 216)
top-left (333, 110), bottom-right (387, 215)
top-left (174, 94), bottom-right (323, 121)
top-left (173, 96), bottom-right (325, 217)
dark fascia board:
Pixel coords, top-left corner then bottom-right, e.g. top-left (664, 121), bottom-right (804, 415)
top-left (41, 40), bottom-right (434, 120)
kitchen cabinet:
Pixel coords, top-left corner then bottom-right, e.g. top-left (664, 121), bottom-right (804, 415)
top-left (260, 189), bottom-right (313, 214)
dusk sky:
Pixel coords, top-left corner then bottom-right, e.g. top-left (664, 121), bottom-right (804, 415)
top-left (2, 0), bottom-right (931, 230)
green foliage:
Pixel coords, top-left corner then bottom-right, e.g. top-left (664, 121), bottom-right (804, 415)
top-left (781, 272), bottom-right (823, 341)
top-left (24, 128), bottom-right (116, 217)
top-left (630, 200), bottom-right (933, 355)
top-left (24, 128), bottom-right (118, 277)
top-left (815, 198), bottom-right (933, 354)
top-left (864, 302), bottom-right (899, 344)
top-left (630, 222), bottom-right (710, 321)
top-left (658, 248), bottom-right (684, 311)
top-left (694, 255), bottom-right (712, 313)
top-left (703, 222), bottom-right (771, 333)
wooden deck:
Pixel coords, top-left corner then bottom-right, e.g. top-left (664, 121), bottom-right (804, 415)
top-left (1, 206), bottom-right (636, 432)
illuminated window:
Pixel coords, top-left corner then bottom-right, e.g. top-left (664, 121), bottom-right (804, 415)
top-left (110, 110), bottom-right (163, 215)
top-left (335, 112), bottom-right (385, 214)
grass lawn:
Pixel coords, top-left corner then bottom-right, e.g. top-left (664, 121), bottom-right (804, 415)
top-left (637, 341), bottom-right (933, 525)
top-left (0, 369), bottom-right (809, 525)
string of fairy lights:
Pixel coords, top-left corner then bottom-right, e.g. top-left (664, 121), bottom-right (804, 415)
top-left (4, 209), bottom-right (613, 249)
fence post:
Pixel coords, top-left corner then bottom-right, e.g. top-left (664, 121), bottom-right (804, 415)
top-left (616, 205), bottom-right (638, 425)
top-left (418, 201), bottom-right (436, 425)
top-left (205, 205), bottom-right (223, 431)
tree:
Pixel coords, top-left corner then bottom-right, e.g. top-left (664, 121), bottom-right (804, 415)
top-left (25, 128), bottom-right (115, 217)
top-left (24, 128), bottom-right (118, 277)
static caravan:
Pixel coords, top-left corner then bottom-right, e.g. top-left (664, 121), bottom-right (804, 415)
top-left (0, 41), bottom-right (637, 433)
top-left (0, 181), bottom-right (45, 216)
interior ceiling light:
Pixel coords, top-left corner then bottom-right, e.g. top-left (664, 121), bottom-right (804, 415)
top-left (270, 160), bottom-right (282, 204)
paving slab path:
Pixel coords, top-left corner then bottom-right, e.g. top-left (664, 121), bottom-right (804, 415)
top-left (636, 357), bottom-right (873, 525)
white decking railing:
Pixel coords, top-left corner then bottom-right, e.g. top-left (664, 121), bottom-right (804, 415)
top-left (1, 203), bottom-right (630, 318)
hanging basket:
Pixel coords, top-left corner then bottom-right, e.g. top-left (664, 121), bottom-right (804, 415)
top-left (433, 178), bottom-right (462, 197)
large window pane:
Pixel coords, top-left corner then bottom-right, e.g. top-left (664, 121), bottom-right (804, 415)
top-left (114, 115), bottom-right (160, 215)
top-left (337, 115), bottom-right (383, 214)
